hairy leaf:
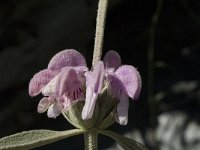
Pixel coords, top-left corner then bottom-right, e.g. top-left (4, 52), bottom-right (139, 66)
top-left (98, 130), bottom-right (148, 150)
top-left (0, 129), bottom-right (85, 150)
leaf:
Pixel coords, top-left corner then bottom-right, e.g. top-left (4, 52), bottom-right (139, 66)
top-left (98, 130), bottom-right (148, 150)
top-left (0, 129), bottom-right (85, 150)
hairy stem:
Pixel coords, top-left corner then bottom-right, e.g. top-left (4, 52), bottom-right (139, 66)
top-left (84, 129), bottom-right (98, 150)
top-left (92, 0), bottom-right (109, 65)
top-left (148, 0), bottom-right (164, 127)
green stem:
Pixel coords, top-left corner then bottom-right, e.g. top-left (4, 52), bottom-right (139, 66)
top-left (148, 0), bottom-right (164, 127)
top-left (84, 129), bottom-right (98, 150)
top-left (92, 0), bottom-right (109, 65)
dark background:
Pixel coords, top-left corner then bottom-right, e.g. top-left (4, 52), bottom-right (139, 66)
top-left (0, 0), bottom-right (200, 149)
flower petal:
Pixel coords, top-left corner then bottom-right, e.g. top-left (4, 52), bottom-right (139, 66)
top-left (68, 66), bottom-right (88, 74)
top-left (48, 49), bottom-right (87, 71)
top-left (81, 87), bottom-right (98, 120)
top-left (60, 66), bottom-right (88, 84)
top-left (116, 93), bottom-right (129, 125)
top-left (58, 68), bottom-right (83, 100)
top-left (29, 69), bottom-right (58, 97)
top-left (37, 97), bottom-right (54, 113)
top-left (103, 50), bottom-right (121, 70)
top-left (42, 74), bottom-right (60, 96)
top-left (56, 98), bottom-right (68, 111)
top-left (85, 61), bottom-right (105, 93)
top-left (82, 61), bottom-right (105, 120)
top-left (47, 102), bottom-right (62, 118)
top-left (107, 74), bottom-right (126, 98)
top-left (115, 65), bottom-right (141, 99)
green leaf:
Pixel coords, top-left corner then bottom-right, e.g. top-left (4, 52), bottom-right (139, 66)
top-left (0, 129), bottom-right (85, 150)
top-left (98, 130), bottom-right (149, 150)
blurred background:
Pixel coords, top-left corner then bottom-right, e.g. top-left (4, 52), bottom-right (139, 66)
top-left (0, 0), bottom-right (200, 149)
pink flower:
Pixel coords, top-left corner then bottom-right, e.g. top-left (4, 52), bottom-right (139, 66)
top-left (29, 49), bottom-right (88, 118)
top-left (29, 49), bottom-right (141, 126)
top-left (81, 50), bottom-right (141, 125)
top-left (104, 51), bottom-right (142, 125)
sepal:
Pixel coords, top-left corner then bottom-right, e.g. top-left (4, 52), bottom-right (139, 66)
top-left (62, 87), bottom-right (118, 130)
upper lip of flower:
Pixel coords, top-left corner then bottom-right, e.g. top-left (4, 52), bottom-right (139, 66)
top-left (29, 49), bottom-right (88, 118)
top-left (29, 49), bottom-right (87, 97)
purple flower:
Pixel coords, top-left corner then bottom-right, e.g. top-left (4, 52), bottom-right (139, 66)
top-left (104, 51), bottom-right (142, 125)
top-left (81, 50), bottom-right (141, 125)
top-left (29, 49), bottom-right (141, 126)
top-left (29, 49), bottom-right (88, 118)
